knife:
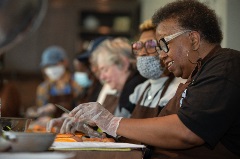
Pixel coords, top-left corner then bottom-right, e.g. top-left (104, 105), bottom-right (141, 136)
top-left (54, 104), bottom-right (70, 114)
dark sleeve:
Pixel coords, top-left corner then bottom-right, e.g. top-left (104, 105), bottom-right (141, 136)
top-left (119, 71), bottom-right (147, 113)
top-left (177, 51), bottom-right (240, 148)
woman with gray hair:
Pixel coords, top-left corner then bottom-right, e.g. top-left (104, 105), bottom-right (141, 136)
top-left (91, 37), bottom-right (146, 117)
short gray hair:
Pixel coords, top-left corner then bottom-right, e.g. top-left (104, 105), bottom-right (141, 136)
top-left (92, 37), bottom-right (136, 71)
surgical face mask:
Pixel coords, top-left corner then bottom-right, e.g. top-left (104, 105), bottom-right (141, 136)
top-left (74, 72), bottom-right (92, 88)
top-left (137, 56), bottom-right (163, 79)
top-left (44, 65), bottom-right (65, 81)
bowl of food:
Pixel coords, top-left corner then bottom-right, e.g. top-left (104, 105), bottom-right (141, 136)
top-left (3, 131), bottom-right (56, 152)
top-left (0, 117), bottom-right (32, 132)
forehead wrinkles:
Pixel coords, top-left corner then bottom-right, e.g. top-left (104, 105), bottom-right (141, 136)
top-left (156, 20), bottom-right (181, 38)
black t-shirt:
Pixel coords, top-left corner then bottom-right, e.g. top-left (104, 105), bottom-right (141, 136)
top-left (119, 70), bottom-right (147, 113)
top-left (178, 48), bottom-right (240, 156)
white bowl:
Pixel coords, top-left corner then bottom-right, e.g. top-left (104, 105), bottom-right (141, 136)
top-left (3, 131), bottom-right (56, 152)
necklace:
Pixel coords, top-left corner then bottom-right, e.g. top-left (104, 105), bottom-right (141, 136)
top-left (147, 91), bottom-right (153, 100)
top-left (145, 82), bottom-right (165, 101)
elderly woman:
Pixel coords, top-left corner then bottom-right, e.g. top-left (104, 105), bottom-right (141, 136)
top-left (91, 37), bottom-right (146, 117)
top-left (61, 0), bottom-right (240, 158)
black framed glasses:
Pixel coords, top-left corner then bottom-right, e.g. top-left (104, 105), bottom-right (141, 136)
top-left (156, 30), bottom-right (192, 53)
top-left (132, 39), bottom-right (158, 56)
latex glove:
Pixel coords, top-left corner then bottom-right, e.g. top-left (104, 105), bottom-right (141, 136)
top-left (83, 124), bottom-right (106, 138)
top-left (60, 117), bottom-right (105, 138)
top-left (69, 102), bottom-right (122, 137)
top-left (46, 116), bottom-right (66, 133)
top-left (37, 103), bottom-right (56, 116)
top-left (25, 106), bottom-right (39, 118)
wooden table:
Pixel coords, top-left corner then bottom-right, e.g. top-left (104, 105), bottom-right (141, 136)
top-left (56, 149), bottom-right (145, 159)
top-left (0, 149), bottom-right (145, 159)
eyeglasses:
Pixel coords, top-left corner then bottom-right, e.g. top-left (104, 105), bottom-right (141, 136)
top-left (132, 39), bottom-right (158, 56)
top-left (156, 30), bottom-right (191, 53)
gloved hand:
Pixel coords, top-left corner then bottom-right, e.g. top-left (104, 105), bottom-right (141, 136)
top-left (25, 106), bottom-right (39, 118)
top-left (69, 102), bottom-right (122, 137)
top-left (37, 103), bottom-right (56, 116)
top-left (61, 117), bottom-right (106, 138)
top-left (47, 116), bottom-right (105, 138)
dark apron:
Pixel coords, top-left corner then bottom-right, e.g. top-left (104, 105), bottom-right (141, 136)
top-left (119, 75), bottom-right (175, 145)
top-left (150, 82), bottom-right (239, 159)
top-left (118, 85), bottom-right (161, 145)
top-left (159, 82), bottom-right (190, 117)
top-left (131, 74), bottom-right (175, 119)
top-left (101, 94), bottom-right (119, 114)
top-left (130, 84), bottom-right (161, 119)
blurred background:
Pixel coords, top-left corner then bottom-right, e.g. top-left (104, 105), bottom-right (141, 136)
top-left (0, 0), bottom-right (239, 115)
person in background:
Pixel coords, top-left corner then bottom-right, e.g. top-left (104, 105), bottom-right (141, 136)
top-left (88, 39), bottom-right (117, 105)
top-left (26, 45), bottom-right (83, 125)
top-left (73, 36), bottom-right (111, 104)
top-left (59, 0), bottom-right (240, 158)
top-left (91, 37), bottom-right (147, 118)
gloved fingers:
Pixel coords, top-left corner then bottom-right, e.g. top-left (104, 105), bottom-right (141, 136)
top-left (46, 117), bottom-right (66, 133)
top-left (70, 124), bottom-right (78, 134)
top-left (72, 102), bottom-right (102, 120)
top-left (45, 103), bottom-right (56, 112)
top-left (72, 121), bottom-right (87, 134)
top-left (69, 102), bottom-right (100, 117)
top-left (36, 106), bottom-right (44, 115)
top-left (69, 104), bottom-right (83, 117)
top-left (86, 121), bottom-right (97, 127)
top-left (83, 123), bottom-right (105, 138)
top-left (60, 117), bottom-right (74, 134)
top-left (37, 103), bottom-right (56, 115)
top-left (61, 112), bottom-right (69, 117)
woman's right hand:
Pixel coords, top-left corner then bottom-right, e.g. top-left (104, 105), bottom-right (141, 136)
top-left (69, 102), bottom-right (122, 137)
top-left (47, 116), bottom-right (105, 138)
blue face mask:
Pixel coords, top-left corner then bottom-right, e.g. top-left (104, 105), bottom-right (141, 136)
top-left (74, 72), bottom-right (92, 88)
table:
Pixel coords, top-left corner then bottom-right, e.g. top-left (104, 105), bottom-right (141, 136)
top-left (57, 149), bottom-right (144, 159)
top-left (0, 149), bottom-right (145, 159)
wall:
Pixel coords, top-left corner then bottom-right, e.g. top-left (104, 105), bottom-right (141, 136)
top-left (2, 0), bottom-right (80, 112)
top-left (4, 0), bottom-right (79, 74)
top-left (4, 0), bottom-right (240, 74)
top-left (3, 0), bottom-right (140, 74)
top-left (226, 0), bottom-right (240, 50)
top-left (1, 0), bottom-right (140, 111)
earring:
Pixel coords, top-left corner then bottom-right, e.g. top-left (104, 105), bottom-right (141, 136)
top-left (187, 50), bottom-right (198, 64)
top-left (186, 50), bottom-right (189, 57)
